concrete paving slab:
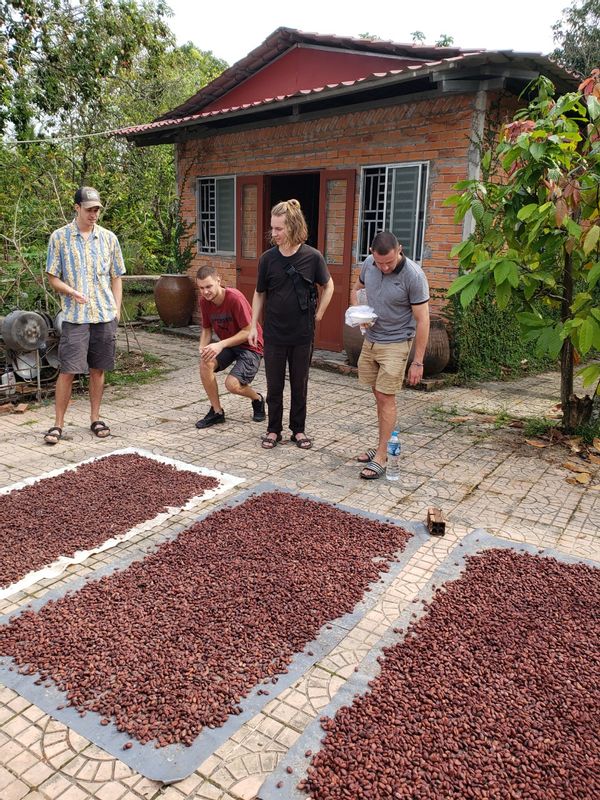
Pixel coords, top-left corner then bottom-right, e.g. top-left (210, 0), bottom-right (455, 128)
top-left (0, 329), bottom-right (598, 799)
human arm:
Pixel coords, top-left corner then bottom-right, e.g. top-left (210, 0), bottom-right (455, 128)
top-left (111, 276), bottom-right (123, 320)
top-left (315, 277), bottom-right (334, 322)
top-left (47, 273), bottom-right (87, 304)
top-left (248, 290), bottom-right (265, 348)
top-left (200, 325), bottom-right (252, 361)
top-left (406, 302), bottom-right (430, 386)
top-left (350, 275), bottom-right (365, 306)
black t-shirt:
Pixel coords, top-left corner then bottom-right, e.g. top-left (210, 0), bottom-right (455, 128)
top-left (256, 244), bottom-right (330, 345)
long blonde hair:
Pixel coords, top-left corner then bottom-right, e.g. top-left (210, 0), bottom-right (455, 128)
top-left (270, 199), bottom-right (308, 247)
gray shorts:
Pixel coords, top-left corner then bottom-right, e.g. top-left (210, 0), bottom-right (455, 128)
top-left (58, 320), bottom-right (118, 374)
top-left (215, 347), bottom-right (261, 385)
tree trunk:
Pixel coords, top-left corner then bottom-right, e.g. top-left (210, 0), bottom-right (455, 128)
top-left (559, 249), bottom-right (594, 432)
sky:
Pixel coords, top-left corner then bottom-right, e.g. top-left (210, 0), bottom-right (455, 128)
top-left (164, 0), bottom-right (570, 66)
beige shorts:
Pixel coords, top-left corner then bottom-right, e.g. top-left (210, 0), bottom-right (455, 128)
top-left (358, 339), bottom-right (412, 394)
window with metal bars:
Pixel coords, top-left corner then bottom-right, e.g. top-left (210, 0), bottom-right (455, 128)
top-left (358, 163), bottom-right (428, 262)
top-left (196, 177), bottom-right (235, 254)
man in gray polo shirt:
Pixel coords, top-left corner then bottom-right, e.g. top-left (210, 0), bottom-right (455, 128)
top-left (351, 231), bottom-right (430, 479)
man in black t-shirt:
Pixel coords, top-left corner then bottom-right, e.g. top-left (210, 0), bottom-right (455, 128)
top-left (249, 199), bottom-right (334, 450)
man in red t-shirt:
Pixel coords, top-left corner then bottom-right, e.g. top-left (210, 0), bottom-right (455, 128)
top-left (195, 265), bottom-right (265, 429)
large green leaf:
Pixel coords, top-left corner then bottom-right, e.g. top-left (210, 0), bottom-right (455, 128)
top-left (471, 200), bottom-right (484, 222)
top-left (460, 277), bottom-right (482, 308)
top-left (517, 203), bottom-right (538, 221)
top-left (588, 95), bottom-right (600, 122)
top-left (583, 225), bottom-right (600, 255)
top-left (578, 364), bottom-right (600, 390)
top-left (495, 280), bottom-right (512, 310)
top-left (535, 324), bottom-right (563, 359)
top-left (530, 142), bottom-right (545, 161)
top-left (577, 317), bottom-right (598, 355)
top-left (516, 311), bottom-right (548, 329)
top-left (447, 272), bottom-right (476, 297)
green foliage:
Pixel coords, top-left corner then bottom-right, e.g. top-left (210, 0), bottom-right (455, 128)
top-left (0, 0), bottom-right (227, 314)
top-left (445, 73), bottom-right (600, 429)
top-left (409, 30), bottom-right (454, 46)
top-left (448, 293), bottom-right (555, 383)
top-left (522, 417), bottom-right (561, 438)
top-left (552, 0), bottom-right (600, 77)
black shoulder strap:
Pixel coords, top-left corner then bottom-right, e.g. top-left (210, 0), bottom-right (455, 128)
top-left (283, 262), bottom-right (312, 312)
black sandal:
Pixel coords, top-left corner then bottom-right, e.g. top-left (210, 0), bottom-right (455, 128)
top-left (357, 448), bottom-right (376, 463)
top-left (90, 420), bottom-right (111, 438)
top-left (290, 433), bottom-right (313, 450)
top-left (359, 460), bottom-right (386, 480)
top-left (261, 433), bottom-right (282, 449)
top-left (43, 426), bottom-right (62, 445)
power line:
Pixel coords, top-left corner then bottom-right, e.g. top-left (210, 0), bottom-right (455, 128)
top-left (4, 128), bottom-right (124, 146)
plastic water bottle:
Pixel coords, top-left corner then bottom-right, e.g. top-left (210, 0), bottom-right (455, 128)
top-left (386, 430), bottom-right (401, 481)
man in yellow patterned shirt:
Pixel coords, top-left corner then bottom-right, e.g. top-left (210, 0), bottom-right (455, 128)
top-left (44, 186), bottom-right (125, 444)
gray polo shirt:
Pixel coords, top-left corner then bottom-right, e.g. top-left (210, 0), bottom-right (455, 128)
top-left (359, 255), bottom-right (429, 343)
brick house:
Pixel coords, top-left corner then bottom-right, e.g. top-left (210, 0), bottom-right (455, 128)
top-left (121, 28), bottom-right (576, 351)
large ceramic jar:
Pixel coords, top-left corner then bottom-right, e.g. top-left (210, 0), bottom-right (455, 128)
top-left (407, 316), bottom-right (450, 376)
top-left (344, 315), bottom-right (450, 376)
top-left (154, 274), bottom-right (195, 327)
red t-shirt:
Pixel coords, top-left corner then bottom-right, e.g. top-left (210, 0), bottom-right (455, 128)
top-left (199, 287), bottom-right (263, 355)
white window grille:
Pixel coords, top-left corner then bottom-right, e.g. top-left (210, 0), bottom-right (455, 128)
top-left (358, 163), bottom-right (428, 262)
top-left (197, 176), bottom-right (235, 254)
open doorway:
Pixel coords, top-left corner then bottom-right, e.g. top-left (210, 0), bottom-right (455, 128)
top-left (267, 172), bottom-right (320, 247)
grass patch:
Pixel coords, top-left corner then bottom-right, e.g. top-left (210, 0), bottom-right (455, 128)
top-left (105, 350), bottom-right (166, 387)
top-left (522, 417), bottom-right (559, 439)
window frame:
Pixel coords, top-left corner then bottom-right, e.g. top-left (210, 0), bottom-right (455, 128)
top-left (196, 175), bottom-right (236, 256)
top-left (357, 161), bottom-right (429, 263)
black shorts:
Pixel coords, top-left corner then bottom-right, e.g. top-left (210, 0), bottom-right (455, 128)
top-left (58, 320), bottom-right (118, 374)
top-left (214, 347), bottom-right (261, 385)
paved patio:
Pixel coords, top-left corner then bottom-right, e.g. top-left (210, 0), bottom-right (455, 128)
top-left (0, 329), bottom-right (598, 800)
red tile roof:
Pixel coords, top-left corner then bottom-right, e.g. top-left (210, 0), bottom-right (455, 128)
top-left (115, 27), bottom-right (577, 140)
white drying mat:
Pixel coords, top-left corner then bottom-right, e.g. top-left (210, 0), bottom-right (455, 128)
top-left (0, 447), bottom-right (244, 600)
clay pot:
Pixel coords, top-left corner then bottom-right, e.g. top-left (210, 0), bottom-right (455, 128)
top-left (343, 324), bottom-right (365, 368)
top-left (407, 316), bottom-right (450, 376)
top-left (343, 316), bottom-right (450, 376)
top-left (154, 275), bottom-right (195, 327)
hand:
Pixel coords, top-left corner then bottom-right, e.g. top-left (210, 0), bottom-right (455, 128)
top-left (248, 325), bottom-right (258, 348)
top-left (406, 362), bottom-right (424, 386)
top-left (200, 342), bottom-right (223, 362)
top-left (71, 289), bottom-right (87, 304)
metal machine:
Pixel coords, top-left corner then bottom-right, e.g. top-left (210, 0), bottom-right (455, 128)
top-left (1, 310), bottom-right (61, 400)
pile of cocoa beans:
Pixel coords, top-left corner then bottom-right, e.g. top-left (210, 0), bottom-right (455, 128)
top-left (0, 492), bottom-right (411, 748)
top-left (0, 454), bottom-right (218, 588)
top-left (298, 549), bottom-right (599, 799)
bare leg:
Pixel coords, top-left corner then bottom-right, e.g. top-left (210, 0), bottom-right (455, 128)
top-left (200, 358), bottom-right (223, 412)
top-left (374, 388), bottom-right (397, 462)
top-left (53, 372), bottom-right (75, 428)
top-left (88, 368), bottom-right (106, 423)
top-left (361, 388), bottom-right (397, 477)
top-left (224, 374), bottom-right (261, 401)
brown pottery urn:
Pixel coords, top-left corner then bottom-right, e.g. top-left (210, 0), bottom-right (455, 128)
top-left (154, 274), bottom-right (195, 327)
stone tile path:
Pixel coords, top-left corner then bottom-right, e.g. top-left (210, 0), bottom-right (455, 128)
top-left (0, 330), bottom-right (598, 800)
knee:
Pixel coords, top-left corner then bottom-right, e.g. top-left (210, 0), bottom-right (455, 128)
top-left (199, 359), bottom-right (216, 378)
top-left (224, 375), bottom-right (242, 394)
top-left (374, 389), bottom-right (396, 408)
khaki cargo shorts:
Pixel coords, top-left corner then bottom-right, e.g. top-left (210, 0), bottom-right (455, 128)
top-left (358, 339), bottom-right (412, 394)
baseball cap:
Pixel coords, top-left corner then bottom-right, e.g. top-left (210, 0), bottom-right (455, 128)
top-left (74, 186), bottom-right (103, 209)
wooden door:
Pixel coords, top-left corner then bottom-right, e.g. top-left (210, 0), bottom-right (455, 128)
top-left (316, 169), bottom-right (356, 352)
top-left (235, 176), bottom-right (265, 304)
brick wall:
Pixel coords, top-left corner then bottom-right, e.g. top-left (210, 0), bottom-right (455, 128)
top-left (177, 93), bottom-right (483, 304)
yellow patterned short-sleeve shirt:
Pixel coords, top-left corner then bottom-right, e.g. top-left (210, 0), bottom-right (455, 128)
top-left (46, 220), bottom-right (126, 323)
